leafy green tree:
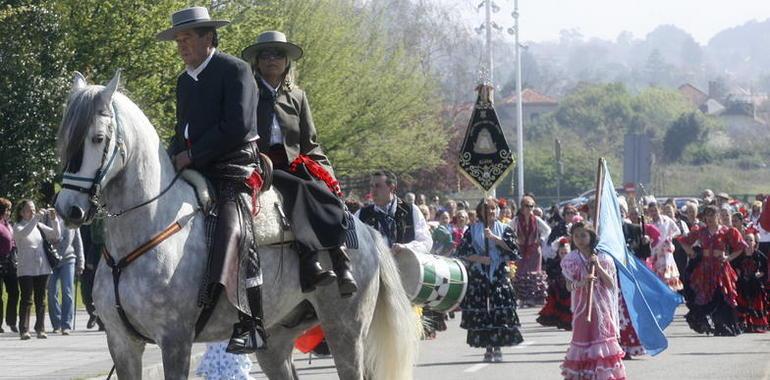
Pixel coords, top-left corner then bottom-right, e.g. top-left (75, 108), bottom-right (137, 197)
top-left (663, 111), bottom-right (712, 162)
top-left (0, 4), bottom-right (68, 202)
top-left (279, 0), bottom-right (447, 177)
top-left (553, 82), bottom-right (634, 150)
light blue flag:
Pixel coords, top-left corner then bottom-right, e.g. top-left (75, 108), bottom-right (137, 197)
top-left (595, 160), bottom-right (683, 356)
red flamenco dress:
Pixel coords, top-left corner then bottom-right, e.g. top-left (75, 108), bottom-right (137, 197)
top-left (537, 253), bottom-right (572, 330)
top-left (560, 250), bottom-right (626, 380)
top-left (678, 225), bottom-right (745, 336)
top-left (733, 250), bottom-right (768, 333)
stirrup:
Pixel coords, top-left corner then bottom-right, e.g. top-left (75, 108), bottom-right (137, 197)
top-left (226, 322), bottom-right (267, 354)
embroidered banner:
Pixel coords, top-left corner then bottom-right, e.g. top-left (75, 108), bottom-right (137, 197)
top-left (458, 85), bottom-right (514, 192)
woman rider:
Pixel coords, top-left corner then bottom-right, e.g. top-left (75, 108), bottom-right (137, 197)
top-left (241, 31), bottom-right (356, 297)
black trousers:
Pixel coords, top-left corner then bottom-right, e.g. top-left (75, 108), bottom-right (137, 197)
top-left (0, 272), bottom-right (18, 327)
top-left (80, 267), bottom-right (97, 316)
top-left (18, 275), bottom-right (48, 333)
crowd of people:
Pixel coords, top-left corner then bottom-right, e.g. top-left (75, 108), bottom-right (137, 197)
top-left (0, 197), bottom-right (105, 340)
top-left (373, 187), bottom-right (768, 379)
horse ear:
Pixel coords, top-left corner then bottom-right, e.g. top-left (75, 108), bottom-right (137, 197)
top-left (72, 72), bottom-right (87, 92)
top-left (99, 69), bottom-right (122, 106)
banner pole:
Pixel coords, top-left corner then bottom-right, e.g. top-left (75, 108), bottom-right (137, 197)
top-left (586, 158), bottom-right (605, 323)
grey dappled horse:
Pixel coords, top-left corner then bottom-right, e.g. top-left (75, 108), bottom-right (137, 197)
top-left (54, 71), bottom-right (419, 380)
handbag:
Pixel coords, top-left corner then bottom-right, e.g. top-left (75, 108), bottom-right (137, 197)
top-left (37, 226), bottom-right (61, 268)
top-left (0, 247), bottom-right (16, 276)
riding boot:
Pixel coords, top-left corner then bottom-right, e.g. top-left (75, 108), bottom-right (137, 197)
top-left (226, 313), bottom-right (268, 354)
top-left (329, 247), bottom-right (357, 298)
top-left (298, 246), bottom-right (336, 293)
top-left (226, 286), bottom-right (268, 354)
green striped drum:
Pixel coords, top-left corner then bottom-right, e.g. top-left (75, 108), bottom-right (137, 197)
top-left (395, 248), bottom-right (468, 313)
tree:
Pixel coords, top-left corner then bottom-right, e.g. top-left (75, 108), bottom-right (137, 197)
top-left (0, 4), bottom-right (69, 202)
top-left (663, 111), bottom-right (712, 162)
top-left (280, 0), bottom-right (447, 177)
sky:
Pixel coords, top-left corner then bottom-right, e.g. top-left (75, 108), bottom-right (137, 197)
top-left (448, 0), bottom-right (770, 45)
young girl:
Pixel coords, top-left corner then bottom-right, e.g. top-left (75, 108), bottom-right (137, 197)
top-left (733, 230), bottom-right (768, 333)
top-left (537, 237), bottom-right (572, 330)
top-left (561, 223), bottom-right (626, 379)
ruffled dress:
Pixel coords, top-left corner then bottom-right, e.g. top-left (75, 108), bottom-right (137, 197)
top-left (733, 251), bottom-right (768, 333)
top-left (679, 225), bottom-right (745, 336)
top-left (560, 250), bottom-right (626, 380)
top-left (458, 221), bottom-right (524, 347)
top-left (537, 255), bottom-right (572, 330)
top-left (195, 341), bottom-right (255, 380)
top-left (512, 214), bottom-right (549, 306)
top-left (651, 216), bottom-right (684, 291)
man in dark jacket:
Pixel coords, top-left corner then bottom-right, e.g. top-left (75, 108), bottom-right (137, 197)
top-left (157, 6), bottom-right (265, 353)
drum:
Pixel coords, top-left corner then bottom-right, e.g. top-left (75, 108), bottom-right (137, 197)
top-left (395, 248), bottom-right (468, 313)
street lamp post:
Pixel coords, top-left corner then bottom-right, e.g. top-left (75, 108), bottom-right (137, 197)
top-left (514, 0), bottom-right (524, 203)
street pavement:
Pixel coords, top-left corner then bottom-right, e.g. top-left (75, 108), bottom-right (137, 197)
top-left (1, 305), bottom-right (769, 379)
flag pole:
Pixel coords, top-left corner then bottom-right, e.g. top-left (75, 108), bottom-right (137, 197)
top-left (586, 158), bottom-right (605, 323)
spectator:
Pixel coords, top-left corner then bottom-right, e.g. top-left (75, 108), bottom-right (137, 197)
top-left (0, 198), bottom-right (18, 333)
top-left (47, 214), bottom-right (84, 335)
top-left (13, 200), bottom-right (60, 340)
top-left (451, 210), bottom-right (469, 249)
top-left (716, 192), bottom-right (731, 210)
top-left (683, 202), bottom-right (700, 229)
top-left (732, 212), bottom-right (747, 235)
top-left (431, 211), bottom-right (453, 256)
top-left (444, 199), bottom-right (457, 217)
top-left (467, 210), bottom-right (478, 226)
top-left (719, 206), bottom-right (732, 227)
top-left (498, 206), bottom-right (512, 224)
top-left (404, 192), bottom-right (416, 205)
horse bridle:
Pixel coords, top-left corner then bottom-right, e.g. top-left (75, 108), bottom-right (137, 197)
top-left (61, 102), bottom-right (181, 220)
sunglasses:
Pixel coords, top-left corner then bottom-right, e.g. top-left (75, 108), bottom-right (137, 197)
top-left (522, 204), bottom-right (535, 208)
top-left (258, 49), bottom-right (286, 60)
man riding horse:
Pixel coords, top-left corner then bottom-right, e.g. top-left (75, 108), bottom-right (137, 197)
top-left (157, 7), bottom-right (266, 354)
top-left (158, 7), bottom-right (356, 354)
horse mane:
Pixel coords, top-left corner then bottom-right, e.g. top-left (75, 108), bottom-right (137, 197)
top-left (57, 86), bottom-right (104, 171)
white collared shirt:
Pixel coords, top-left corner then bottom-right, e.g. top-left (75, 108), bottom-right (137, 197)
top-left (259, 78), bottom-right (284, 146)
top-left (355, 196), bottom-right (433, 254)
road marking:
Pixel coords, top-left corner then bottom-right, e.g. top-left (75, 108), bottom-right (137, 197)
top-left (464, 363), bottom-right (488, 373)
top-left (514, 340), bottom-right (535, 349)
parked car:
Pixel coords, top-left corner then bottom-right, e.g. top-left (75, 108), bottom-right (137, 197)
top-left (557, 187), bottom-right (627, 210)
top-left (651, 197), bottom-right (700, 210)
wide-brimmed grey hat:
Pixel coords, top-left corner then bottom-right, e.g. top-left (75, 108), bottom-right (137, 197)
top-left (242, 31), bottom-right (303, 62)
top-left (156, 7), bottom-right (230, 41)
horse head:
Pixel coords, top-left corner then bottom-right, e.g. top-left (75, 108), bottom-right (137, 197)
top-left (55, 70), bottom-right (127, 226)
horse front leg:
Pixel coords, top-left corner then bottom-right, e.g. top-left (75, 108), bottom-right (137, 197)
top-left (159, 331), bottom-right (194, 380)
top-left (105, 328), bottom-right (146, 379)
top-left (255, 326), bottom-right (304, 380)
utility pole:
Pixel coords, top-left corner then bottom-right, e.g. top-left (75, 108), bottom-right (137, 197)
top-left (514, 0), bottom-right (524, 203)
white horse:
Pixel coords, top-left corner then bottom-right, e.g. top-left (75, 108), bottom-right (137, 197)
top-left (54, 71), bottom-right (419, 379)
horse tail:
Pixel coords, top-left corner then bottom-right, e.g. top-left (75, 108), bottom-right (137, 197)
top-left (364, 228), bottom-right (420, 380)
